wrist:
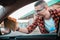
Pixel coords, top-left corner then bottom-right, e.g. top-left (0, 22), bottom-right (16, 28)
top-left (16, 27), bottom-right (20, 31)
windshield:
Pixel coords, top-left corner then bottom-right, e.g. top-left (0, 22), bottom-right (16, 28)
top-left (0, 0), bottom-right (60, 37)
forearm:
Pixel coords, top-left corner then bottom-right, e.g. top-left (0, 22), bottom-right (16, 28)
top-left (16, 27), bottom-right (29, 34)
top-left (16, 19), bottom-right (38, 34)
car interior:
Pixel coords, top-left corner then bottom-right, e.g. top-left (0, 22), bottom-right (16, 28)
top-left (0, 0), bottom-right (60, 40)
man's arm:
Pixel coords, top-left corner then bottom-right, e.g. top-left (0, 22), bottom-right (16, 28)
top-left (17, 22), bottom-right (37, 34)
top-left (16, 17), bottom-right (38, 34)
top-left (4, 16), bottom-right (38, 34)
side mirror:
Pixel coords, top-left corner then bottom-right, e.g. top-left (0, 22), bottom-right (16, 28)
top-left (0, 5), bottom-right (6, 24)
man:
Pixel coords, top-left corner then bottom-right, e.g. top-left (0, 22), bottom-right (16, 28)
top-left (4, 0), bottom-right (60, 34)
